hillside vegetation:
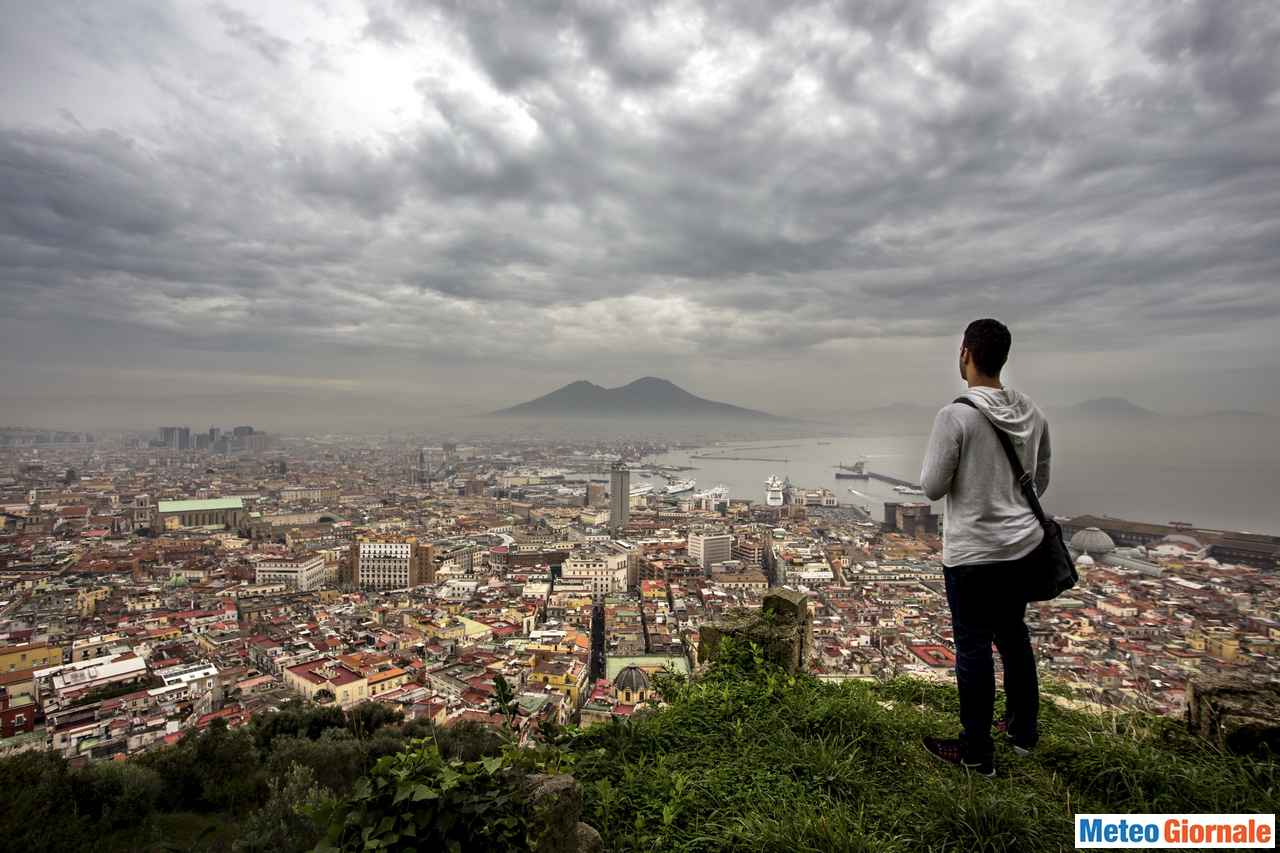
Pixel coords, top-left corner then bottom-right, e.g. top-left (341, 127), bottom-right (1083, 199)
top-left (3, 643), bottom-right (1275, 852)
top-left (556, 644), bottom-right (1277, 851)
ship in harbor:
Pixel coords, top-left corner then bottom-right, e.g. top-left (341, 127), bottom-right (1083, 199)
top-left (893, 485), bottom-right (926, 496)
top-left (834, 460), bottom-right (868, 479)
top-left (765, 475), bottom-right (785, 506)
top-left (694, 484), bottom-right (730, 501)
top-left (629, 484), bottom-right (654, 497)
top-left (666, 478), bottom-right (696, 495)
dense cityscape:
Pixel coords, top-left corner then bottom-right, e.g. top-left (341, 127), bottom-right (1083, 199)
top-left (2, 426), bottom-right (1277, 761)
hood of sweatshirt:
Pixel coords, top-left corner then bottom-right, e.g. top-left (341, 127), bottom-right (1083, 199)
top-left (962, 386), bottom-right (1038, 447)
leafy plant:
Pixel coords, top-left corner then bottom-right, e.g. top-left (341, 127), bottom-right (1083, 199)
top-left (493, 673), bottom-right (519, 728)
top-left (315, 740), bottom-right (554, 852)
top-left (233, 762), bottom-right (331, 853)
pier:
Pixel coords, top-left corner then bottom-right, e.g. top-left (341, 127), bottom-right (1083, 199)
top-left (865, 469), bottom-right (922, 490)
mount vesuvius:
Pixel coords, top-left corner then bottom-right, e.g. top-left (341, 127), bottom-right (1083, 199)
top-left (490, 377), bottom-right (782, 420)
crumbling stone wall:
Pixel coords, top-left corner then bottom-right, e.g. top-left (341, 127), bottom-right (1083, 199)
top-left (1186, 673), bottom-right (1280, 756)
top-left (697, 589), bottom-right (813, 673)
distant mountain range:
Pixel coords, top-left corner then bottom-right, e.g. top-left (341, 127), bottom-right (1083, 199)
top-left (844, 397), bottom-right (1274, 422)
top-left (491, 377), bottom-right (782, 420)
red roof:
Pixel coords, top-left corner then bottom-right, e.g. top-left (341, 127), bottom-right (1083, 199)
top-left (909, 645), bottom-right (956, 668)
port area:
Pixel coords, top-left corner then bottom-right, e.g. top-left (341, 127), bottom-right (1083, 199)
top-left (867, 470), bottom-right (922, 490)
top-left (834, 461), bottom-right (920, 491)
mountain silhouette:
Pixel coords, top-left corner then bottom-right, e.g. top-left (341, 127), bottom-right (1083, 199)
top-left (1061, 397), bottom-right (1158, 418)
top-left (491, 377), bottom-right (781, 419)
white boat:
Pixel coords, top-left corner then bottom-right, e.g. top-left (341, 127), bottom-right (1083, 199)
top-left (893, 485), bottom-right (926, 496)
top-left (629, 484), bottom-right (653, 497)
top-left (765, 475), bottom-right (784, 507)
top-left (694, 484), bottom-right (730, 501)
top-left (666, 478), bottom-right (696, 495)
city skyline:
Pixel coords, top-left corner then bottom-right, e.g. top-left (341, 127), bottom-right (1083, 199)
top-left (2, 1), bottom-right (1279, 428)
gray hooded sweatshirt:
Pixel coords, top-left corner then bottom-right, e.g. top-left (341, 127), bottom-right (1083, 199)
top-left (919, 386), bottom-right (1051, 567)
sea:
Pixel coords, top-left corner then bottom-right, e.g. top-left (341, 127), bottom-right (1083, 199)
top-left (640, 416), bottom-right (1280, 537)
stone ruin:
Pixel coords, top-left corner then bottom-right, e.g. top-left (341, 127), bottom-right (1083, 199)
top-left (697, 588), bottom-right (813, 673)
top-left (1185, 673), bottom-right (1280, 756)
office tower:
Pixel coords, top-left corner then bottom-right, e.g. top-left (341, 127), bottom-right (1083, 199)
top-left (689, 530), bottom-right (734, 570)
top-left (609, 462), bottom-right (630, 533)
top-left (350, 536), bottom-right (434, 590)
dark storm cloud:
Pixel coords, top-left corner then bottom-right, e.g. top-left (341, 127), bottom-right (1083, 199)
top-left (0, 0), bottom-right (1278, 422)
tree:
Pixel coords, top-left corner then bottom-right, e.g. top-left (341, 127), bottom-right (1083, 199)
top-left (0, 752), bottom-right (94, 852)
top-left (493, 674), bottom-right (519, 729)
top-left (193, 720), bottom-right (263, 813)
top-left (346, 702), bottom-right (403, 739)
top-left (266, 736), bottom-right (368, 795)
top-left (77, 761), bottom-right (164, 831)
top-left (232, 762), bottom-right (329, 853)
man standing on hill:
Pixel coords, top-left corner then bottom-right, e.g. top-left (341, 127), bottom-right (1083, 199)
top-left (918, 318), bottom-right (1051, 777)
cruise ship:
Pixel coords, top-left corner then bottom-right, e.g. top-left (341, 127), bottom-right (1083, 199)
top-left (893, 485), bottom-right (926, 496)
top-left (629, 484), bottom-right (654, 497)
top-left (666, 478), bottom-right (696, 495)
top-left (765, 475), bottom-right (785, 506)
top-left (694, 484), bottom-right (730, 501)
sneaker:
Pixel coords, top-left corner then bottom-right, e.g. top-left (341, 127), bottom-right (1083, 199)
top-left (993, 719), bottom-right (1034, 756)
top-left (923, 736), bottom-right (994, 778)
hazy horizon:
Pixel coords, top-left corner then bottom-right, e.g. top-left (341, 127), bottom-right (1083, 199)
top-left (3, 382), bottom-right (1278, 434)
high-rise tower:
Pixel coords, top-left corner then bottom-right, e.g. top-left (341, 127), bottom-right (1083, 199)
top-left (609, 462), bottom-right (630, 534)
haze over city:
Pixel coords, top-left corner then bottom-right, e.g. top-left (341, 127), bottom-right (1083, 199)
top-left (2, 0), bottom-right (1279, 430)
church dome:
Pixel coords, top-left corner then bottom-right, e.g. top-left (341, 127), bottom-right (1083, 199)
top-left (1070, 527), bottom-right (1115, 557)
top-left (613, 665), bottom-right (650, 694)
top-left (1074, 553), bottom-right (1095, 567)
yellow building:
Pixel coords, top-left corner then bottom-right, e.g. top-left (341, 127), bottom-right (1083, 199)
top-left (1, 642), bottom-right (62, 673)
top-left (1205, 632), bottom-right (1240, 662)
top-left (77, 587), bottom-right (110, 617)
top-left (526, 657), bottom-right (588, 707)
top-left (368, 667), bottom-right (410, 696)
top-left (283, 658), bottom-right (369, 707)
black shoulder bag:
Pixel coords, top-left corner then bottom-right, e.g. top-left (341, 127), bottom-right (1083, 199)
top-left (953, 397), bottom-right (1077, 601)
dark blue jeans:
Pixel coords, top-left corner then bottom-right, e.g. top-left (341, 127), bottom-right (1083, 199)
top-left (944, 554), bottom-right (1040, 762)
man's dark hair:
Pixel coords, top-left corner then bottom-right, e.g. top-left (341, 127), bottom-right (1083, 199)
top-left (962, 318), bottom-right (1012, 376)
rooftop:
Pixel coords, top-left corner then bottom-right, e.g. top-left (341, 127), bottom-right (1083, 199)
top-left (156, 497), bottom-right (244, 513)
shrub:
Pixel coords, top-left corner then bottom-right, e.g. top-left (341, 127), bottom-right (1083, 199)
top-left (315, 742), bottom-right (543, 852)
top-left (77, 761), bottom-right (165, 831)
top-left (346, 702), bottom-right (404, 739)
top-left (233, 762), bottom-right (331, 853)
top-left (267, 735), bottom-right (370, 795)
top-left (0, 751), bottom-right (94, 852)
top-left (434, 719), bottom-right (510, 761)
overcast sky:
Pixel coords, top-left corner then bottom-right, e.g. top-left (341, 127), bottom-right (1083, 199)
top-left (1, 0), bottom-right (1278, 429)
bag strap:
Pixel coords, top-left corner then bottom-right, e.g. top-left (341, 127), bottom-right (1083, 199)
top-left (953, 396), bottom-right (1048, 525)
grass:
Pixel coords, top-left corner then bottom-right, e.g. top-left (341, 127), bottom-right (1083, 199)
top-left (560, 659), bottom-right (1279, 853)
